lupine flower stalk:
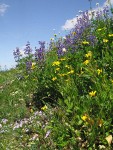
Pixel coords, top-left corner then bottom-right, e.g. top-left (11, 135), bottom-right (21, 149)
top-left (24, 41), bottom-right (32, 55)
top-left (13, 47), bottom-right (21, 62)
top-left (35, 41), bottom-right (46, 67)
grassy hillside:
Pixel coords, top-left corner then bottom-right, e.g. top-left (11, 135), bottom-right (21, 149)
top-left (1, 4), bottom-right (113, 149)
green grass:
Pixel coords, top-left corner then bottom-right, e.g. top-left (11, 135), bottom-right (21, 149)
top-left (1, 4), bottom-right (113, 149)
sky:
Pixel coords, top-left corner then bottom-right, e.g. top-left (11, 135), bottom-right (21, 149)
top-left (0, 0), bottom-right (111, 69)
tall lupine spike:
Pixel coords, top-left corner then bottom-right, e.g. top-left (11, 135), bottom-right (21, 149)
top-left (26, 61), bottom-right (32, 71)
top-left (34, 41), bottom-right (45, 67)
top-left (13, 47), bottom-right (21, 62)
top-left (24, 41), bottom-right (32, 55)
top-left (38, 41), bottom-right (45, 50)
top-left (56, 40), bottom-right (66, 58)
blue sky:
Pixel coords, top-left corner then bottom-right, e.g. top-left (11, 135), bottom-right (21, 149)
top-left (0, 0), bottom-right (110, 69)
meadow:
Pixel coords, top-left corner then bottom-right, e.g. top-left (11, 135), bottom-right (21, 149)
top-left (1, 2), bottom-right (113, 149)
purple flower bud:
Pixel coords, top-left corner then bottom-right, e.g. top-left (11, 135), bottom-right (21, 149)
top-left (24, 41), bottom-right (32, 55)
top-left (13, 47), bottom-right (21, 62)
top-left (26, 61), bottom-right (32, 70)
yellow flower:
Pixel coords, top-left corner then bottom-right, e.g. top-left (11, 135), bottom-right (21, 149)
top-left (85, 51), bottom-right (92, 58)
top-left (103, 39), bottom-right (108, 43)
top-left (81, 114), bottom-right (94, 125)
top-left (52, 61), bottom-right (60, 66)
top-left (111, 79), bottom-right (113, 83)
top-left (97, 28), bottom-right (102, 31)
top-left (81, 115), bottom-right (88, 121)
top-left (83, 60), bottom-right (90, 65)
top-left (58, 73), bottom-right (66, 77)
top-left (97, 69), bottom-right (102, 75)
top-left (30, 108), bottom-right (33, 113)
top-left (72, 32), bottom-right (76, 35)
top-left (41, 105), bottom-right (48, 111)
top-left (89, 91), bottom-right (96, 97)
top-left (55, 68), bottom-right (60, 71)
top-left (65, 79), bottom-right (69, 82)
top-left (82, 41), bottom-right (89, 45)
top-left (52, 77), bottom-right (57, 81)
top-left (31, 62), bottom-right (36, 70)
top-left (108, 34), bottom-right (113, 37)
top-left (60, 58), bottom-right (66, 61)
top-left (97, 119), bottom-right (103, 127)
top-left (65, 65), bottom-right (71, 69)
top-left (67, 70), bottom-right (74, 74)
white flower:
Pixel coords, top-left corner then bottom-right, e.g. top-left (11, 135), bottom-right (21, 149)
top-left (0, 124), bottom-right (2, 128)
top-left (1, 118), bottom-right (8, 124)
top-left (62, 48), bottom-right (67, 52)
top-left (63, 37), bottom-right (66, 40)
top-left (45, 130), bottom-right (51, 138)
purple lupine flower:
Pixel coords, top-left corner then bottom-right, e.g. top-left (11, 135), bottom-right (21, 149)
top-left (24, 41), bottom-right (32, 55)
top-left (56, 40), bottom-right (66, 57)
top-left (13, 47), bottom-right (21, 62)
top-left (26, 61), bottom-right (32, 70)
top-left (34, 41), bottom-right (45, 63)
top-left (38, 41), bottom-right (45, 50)
top-left (87, 34), bottom-right (97, 46)
top-left (103, 5), bottom-right (109, 16)
top-left (35, 47), bottom-right (44, 61)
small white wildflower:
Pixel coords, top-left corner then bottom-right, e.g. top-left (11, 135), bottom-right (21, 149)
top-left (79, 10), bottom-right (83, 14)
top-left (99, 145), bottom-right (106, 149)
top-left (45, 130), bottom-right (51, 138)
top-left (63, 37), bottom-right (66, 40)
top-left (31, 134), bottom-right (39, 141)
top-left (1, 118), bottom-right (8, 124)
top-left (62, 48), bottom-right (67, 52)
top-left (0, 124), bottom-right (2, 128)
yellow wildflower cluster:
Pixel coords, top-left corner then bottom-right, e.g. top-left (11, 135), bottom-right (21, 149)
top-left (83, 51), bottom-right (93, 65)
top-left (82, 114), bottom-right (103, 127)
top-left (58, 73), bottom-right (66, 77)
top-left (52, 61), bottom-right (60, 66)
top-left (65, 65), bottom-right (71, 69)
top-left (89, 91), bottom-right (96, 97)
top-left (52, 59), bottom-right (74, 82)
top-left (103, 39), bottom-right (108, 43)
top-left (108, 34), bottom-right (113, 37)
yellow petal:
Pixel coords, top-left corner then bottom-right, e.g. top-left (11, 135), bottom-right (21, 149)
top-left (105, 135), bottom-right (112, 145)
